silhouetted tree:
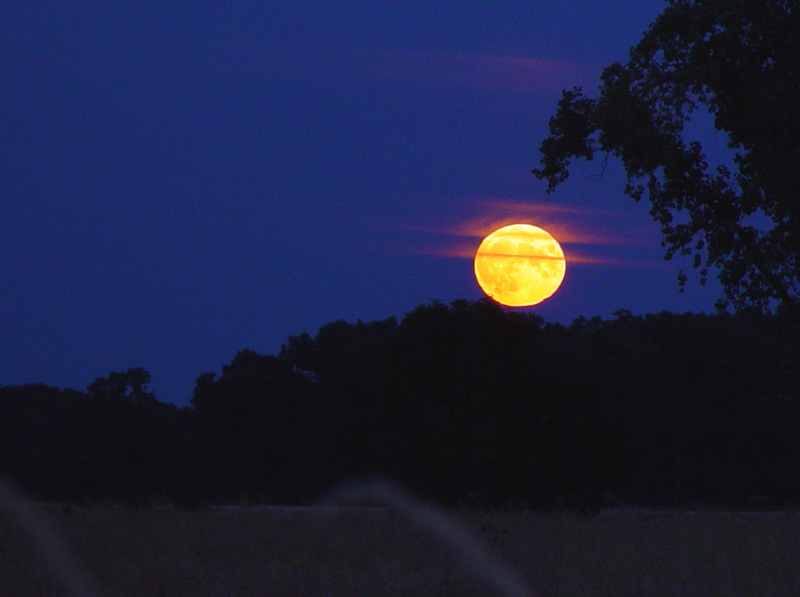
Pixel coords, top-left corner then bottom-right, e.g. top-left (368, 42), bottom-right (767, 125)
top-left (87, 367), bottom-right (156, 404)
top-left (567, 309), bottom-right (800, 507)
top-left (280, 299), bottom-right (633, 510)
top-left (2, 302), bottom-right (797, 509)
top-left (0, 373), bottom-right (191, 503)
top-left (0, 383), bottom-right (87, 499)
top-left (190, 350), bottom-right (320, 503)
top-left (533, 0), bottom-right (800, 314)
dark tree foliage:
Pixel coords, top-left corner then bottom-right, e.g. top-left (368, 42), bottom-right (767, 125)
top-left (280, 299), bottom-right (634, 510)
top-left (0, 374), bottom-right (191, 503)
top-left (564, 309), bottom-right (800, 507)
top-left (190, 350), bottom-right (322, 504)
top-left (86, 367), bottom-right (156, 405)
top-left (533, 0), bottom-right (800, 315)
top-left (1, 301), bottom-right (797, 509)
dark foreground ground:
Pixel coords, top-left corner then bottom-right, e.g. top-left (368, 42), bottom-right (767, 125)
top-left (2, 501), bottom-right (800, 596)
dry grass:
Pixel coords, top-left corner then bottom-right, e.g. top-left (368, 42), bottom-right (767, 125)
top-left (2, 503), bottom-right (505, 596)
top-left (2, 488), bottom-right (800, 596)
top-left (463, 508), bottom-right (800, 596)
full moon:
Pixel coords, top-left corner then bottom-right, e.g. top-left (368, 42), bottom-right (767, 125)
top-left (474, 223), bottom-right (566, 307)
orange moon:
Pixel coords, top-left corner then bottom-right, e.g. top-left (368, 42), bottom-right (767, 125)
top-left (474, 224), bottom-right (566, 307)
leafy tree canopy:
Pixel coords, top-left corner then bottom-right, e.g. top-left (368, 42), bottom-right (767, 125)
top-left (533, 0), bottom-right (800, 315)
top-left (86, 367), bottom-right (156, 404)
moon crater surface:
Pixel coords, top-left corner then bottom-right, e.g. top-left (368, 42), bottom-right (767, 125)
top-left (474, 224), bottom-right (566, 307)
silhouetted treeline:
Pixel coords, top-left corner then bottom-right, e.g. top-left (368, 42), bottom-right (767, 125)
top-left (0, 371), bottom-right (195, 504)
top-left (2, 300), bottom-right (798, 510)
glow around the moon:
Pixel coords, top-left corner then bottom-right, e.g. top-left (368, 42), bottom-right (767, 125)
top-left (474, 224), bottom-right (566, 307)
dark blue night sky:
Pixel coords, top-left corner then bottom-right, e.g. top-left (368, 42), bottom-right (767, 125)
top-left (2, 1), bottom-right (722, 405)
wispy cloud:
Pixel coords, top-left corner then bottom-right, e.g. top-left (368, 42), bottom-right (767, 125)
top-left (341, 51), bottom-right (598, 97)
top-left (397, 53), bottom-right (597, 95)
top-left (562, 250), bottom-right (662, 267)
top-left (385, 196), bottom-right (657, 267)
top-left (414, 243), bottom-right (654, 267)
top-left (402, 198), bottom-right (645, 245)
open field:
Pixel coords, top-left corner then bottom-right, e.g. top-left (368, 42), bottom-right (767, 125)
top-left (2, 502), bottom-right (800, 596)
